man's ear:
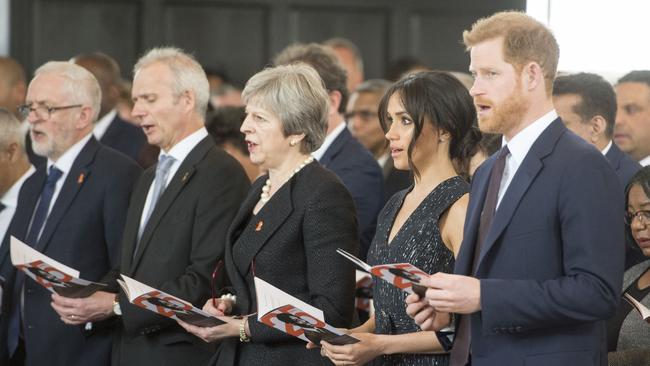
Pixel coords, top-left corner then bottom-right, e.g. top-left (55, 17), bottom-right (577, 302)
top-left (522, 62), bottom-right (544, 92)
top-left (589, 115), bottom-right (607, 142)
top-left (328, 90), bottom-right (342, 116)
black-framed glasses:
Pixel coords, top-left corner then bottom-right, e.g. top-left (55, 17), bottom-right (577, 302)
top-left (18, 104), bottom-right (83, 120)
top-left (624, 210), bottom-right (650, 226)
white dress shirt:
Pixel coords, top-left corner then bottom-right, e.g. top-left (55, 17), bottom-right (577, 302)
top-left (312, 122), bottom-right (346, 161)
top-left (601, 140), bottom-right (612, 156)
top-left (28, 133), bottom-right (93, 241)
top-left (138, 128), bottom-right (208, 231)
top-left (497, 110), bottom-right (558, 209)
top-left (0, 165), bottom-right (36, 243)
top-left (639, 155), bottom-right (650, 167)
top-left (93, 109), bottom-right (117, 141)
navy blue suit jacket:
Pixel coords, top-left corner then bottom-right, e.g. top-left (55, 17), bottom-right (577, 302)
top-left (605, 142), bottom-right (641, 188)
top-left (99, 114), bottom-right (149, 166)
top-left (0, 137), bottom-right (141, 366)
top-left (320, 127), bottom-right (383, 260)
top-left (455, 119), bottom-right (624, 365)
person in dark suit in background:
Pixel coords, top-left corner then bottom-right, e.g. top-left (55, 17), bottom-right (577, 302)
top-left (52, 47), bottom-right (250, 366)
top-left (346, 79), bottom-right (411, 203)
top-left (177, 63), bottom-right (358, 366)
top-left (274, 43), bottom-right (383, 261)
top-left (0, 61), bottom-right (141, 366)
top-left (553, 72), bottom-right (643, 269)
top-left (72, 52), bottom-right (157, 168)
top-left (406, 12), bottom-right (623, 366)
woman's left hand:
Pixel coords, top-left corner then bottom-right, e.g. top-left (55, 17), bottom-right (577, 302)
top-left (320, 332), bottom-right (383, 366)
top-left (177, 315), bottom-right (240, 343)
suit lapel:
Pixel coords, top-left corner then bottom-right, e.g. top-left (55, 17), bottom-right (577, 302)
top-left (99, 116), bottom-right (119, 145)
top-left (231, 180), bottom-right (293, 277)
top-left (475, 119), bottom-right (566, 274)
top-left (130, 137), bottom-right (212, 272)
top-left (122, 170), bottom-right (154, 272)
top-left (36, 138), bottom-right (99, 252)
top-left (319, 128), bottom-right (350, 167)
top-left (605, 143), bottom-right (622, 171)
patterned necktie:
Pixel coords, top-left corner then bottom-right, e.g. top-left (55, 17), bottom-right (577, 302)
top-left (450, 145), bottom-right (509, 366)
top-left (25, 166), bottom-right (63, 246)
top-left (137, 154), bottom-right (175, 243)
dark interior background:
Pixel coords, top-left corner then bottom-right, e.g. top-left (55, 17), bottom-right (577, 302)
top-left (10, 0), bottom-right (524, 85)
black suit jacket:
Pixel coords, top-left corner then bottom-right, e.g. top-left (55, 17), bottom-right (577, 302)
top-left (320, 127), bottom-right (383, 260)
top-left (210, 162), bottom-right (358, 366)
top-left (0, 137), bottom-right (141, 366)
top-left (605, 142), bottom-right (641, 188)
top-left (381, 157), bottom-right (412, 203)
top-left (455, 119), bottom-right (623, 365)
top-left (110, 136), bottom-right (249, 366)
top-left (99, 114), bottom-right (153, 168)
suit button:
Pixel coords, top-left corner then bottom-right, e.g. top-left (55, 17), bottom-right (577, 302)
top-left (516, 326), bottom-right (523, 332)
top-left (26, 289), bottom-right (32, 294)
top-left (27, 325), bottom-right (34, 330)
top-left (493, 327), bottom-right (500, 334)
top-left (508, 327), bottom-right (515, 333)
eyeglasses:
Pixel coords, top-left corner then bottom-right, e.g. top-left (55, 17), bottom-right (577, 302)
top-left (624, 210), bottom-right (650, 226)
top-left (344, 110), bottom-right (377, 121)
top-left (18, 104), bottom-right (83, 120)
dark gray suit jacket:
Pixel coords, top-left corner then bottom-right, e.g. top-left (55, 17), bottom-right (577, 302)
top-left (210, 162), bottom-right (358, 366)
top-left (109, 136), bottom-right (249, 366)
top-left (0, 137), bottom-right (141, 366)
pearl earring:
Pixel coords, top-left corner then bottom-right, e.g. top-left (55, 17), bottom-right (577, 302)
top-left (290, 140), bottom-right (298, 146)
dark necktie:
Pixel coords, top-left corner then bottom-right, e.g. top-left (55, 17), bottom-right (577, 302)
top-left (7, 165), bottom-right (63, 356)
top-left (0, 202), bottom-right (6, 214)
top-left (25, 166), bottom-right (63, 246)
top-left (450, 145), bottom-right (509, 366)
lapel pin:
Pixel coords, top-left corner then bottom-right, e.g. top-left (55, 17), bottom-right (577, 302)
top-left (182, 172), bottom-right (190, 183)
top-left (77, 173), bottom-right (85, 184)
top-left (255, 220), bottom-right (264, 232)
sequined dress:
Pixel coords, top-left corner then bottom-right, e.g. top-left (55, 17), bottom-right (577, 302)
top-left (367, 176), bottom-right (469, 366)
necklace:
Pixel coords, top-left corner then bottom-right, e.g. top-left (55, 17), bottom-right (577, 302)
top-left (260, 156), bottom-right (314, 204)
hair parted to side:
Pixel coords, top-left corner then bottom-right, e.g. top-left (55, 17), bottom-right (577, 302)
top-left (378, 71), bottom-right (481, 180)
top-left (0, 108), bottom-right (25, 149)
top-left (34, 61), bottom-right (102, 122)
top-left (553, 73), bottom-right (617, 138)
top-left (273, 43), bottom-right (348, 114)
top-left (242, 63), bottom-right (329, 154)
top-left (134, 47), bottom-right (210, 116)
top-left (463, 11), bottom-right (559, 96)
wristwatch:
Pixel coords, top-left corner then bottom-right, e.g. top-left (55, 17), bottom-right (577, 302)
top-left (112, 294), bottom-right (122, 316)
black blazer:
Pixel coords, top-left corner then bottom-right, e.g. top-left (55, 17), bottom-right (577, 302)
top-left (381, 157), bottom-right (411, 204)
top-left (211, 161), bottom-right (359, 366)
top-left (606, 142), bottom-right (641, 188)
top-left (110, 136), bottom-right (249, 366)
top-left (320, 127), bottom-right (383, 260)
top-left (99, 114), bottom-right (153, 168)
top-left (0, 137), bottom-right (141, 366)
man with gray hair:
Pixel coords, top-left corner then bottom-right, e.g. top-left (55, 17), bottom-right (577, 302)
top-left (0, 109), bottom-right (34, 245)
top-left (324, 38), bottom-right (364, 93)
top-left (0, 61), bottom-right (141, 366)
top-left (52, 47), bottom-right (249, 366)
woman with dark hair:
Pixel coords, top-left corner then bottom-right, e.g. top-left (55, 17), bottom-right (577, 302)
top-left (320, 71), bottom-right (481, 366)
top-left (607, 166), bottom-right (650, 366)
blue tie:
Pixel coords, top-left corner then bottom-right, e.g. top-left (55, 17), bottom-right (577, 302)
top-left (25, 166), bottom-right (63, 246)
top-left (137, 154), bottom-right (175, 243)
top-left (7, 165), bottom-right (63, 356)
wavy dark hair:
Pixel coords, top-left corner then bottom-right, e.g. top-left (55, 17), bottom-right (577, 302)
top-left (378, 71), bottom-right (481, 180)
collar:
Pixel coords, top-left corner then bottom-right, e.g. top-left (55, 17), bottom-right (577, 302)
top-left (0, 165), bottom-right (36, 208)
top-left (48, 132), bottom-right (93, 175)
top-left (601, 140), bottom-right (612, 156)
top-left (312, 122), bottom-right (346, 161)
top-left (161, 127), bottom-right (208, 164)
top-left (640, 155), bottom-right (650, 167)
top-left (377, 151), bottom-right (390, 168)
top-left (93, 109), bottom-right (118, 140)
top-left (503, 110), bottom-right (558, 166)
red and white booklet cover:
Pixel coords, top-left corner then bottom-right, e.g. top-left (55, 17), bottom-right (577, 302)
top-left (254, 277), bottom-right (359, 345)
top-left (10, 236), bottom-right (107, 298)
top-left (623, 293), bottom-right (650, 323)
top-left (337, 248), bottom-right (429, 297)
top-left (118, 275), bottom-right (225, 327)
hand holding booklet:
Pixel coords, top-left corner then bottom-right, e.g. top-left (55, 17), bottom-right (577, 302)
top-left (117, 275), bottom-right (225, 327)
top-left (337, 248), bottom-right (429, 297)
top-left (10, 236), bottom-right (107, 298)
top-left (254, 277), bottom-right (359, 345)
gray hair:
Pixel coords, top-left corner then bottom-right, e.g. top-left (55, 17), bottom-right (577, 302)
top-left (134, 47), bottom-right (210, 117)
top-left (0, 108), bottom-right (25, 150)
top-left (34, 61), bottom-right (102, 122)
top-left (242, 63), bottom-right (329, 153)
top-left (354, 79), bottom-right (392, 95)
